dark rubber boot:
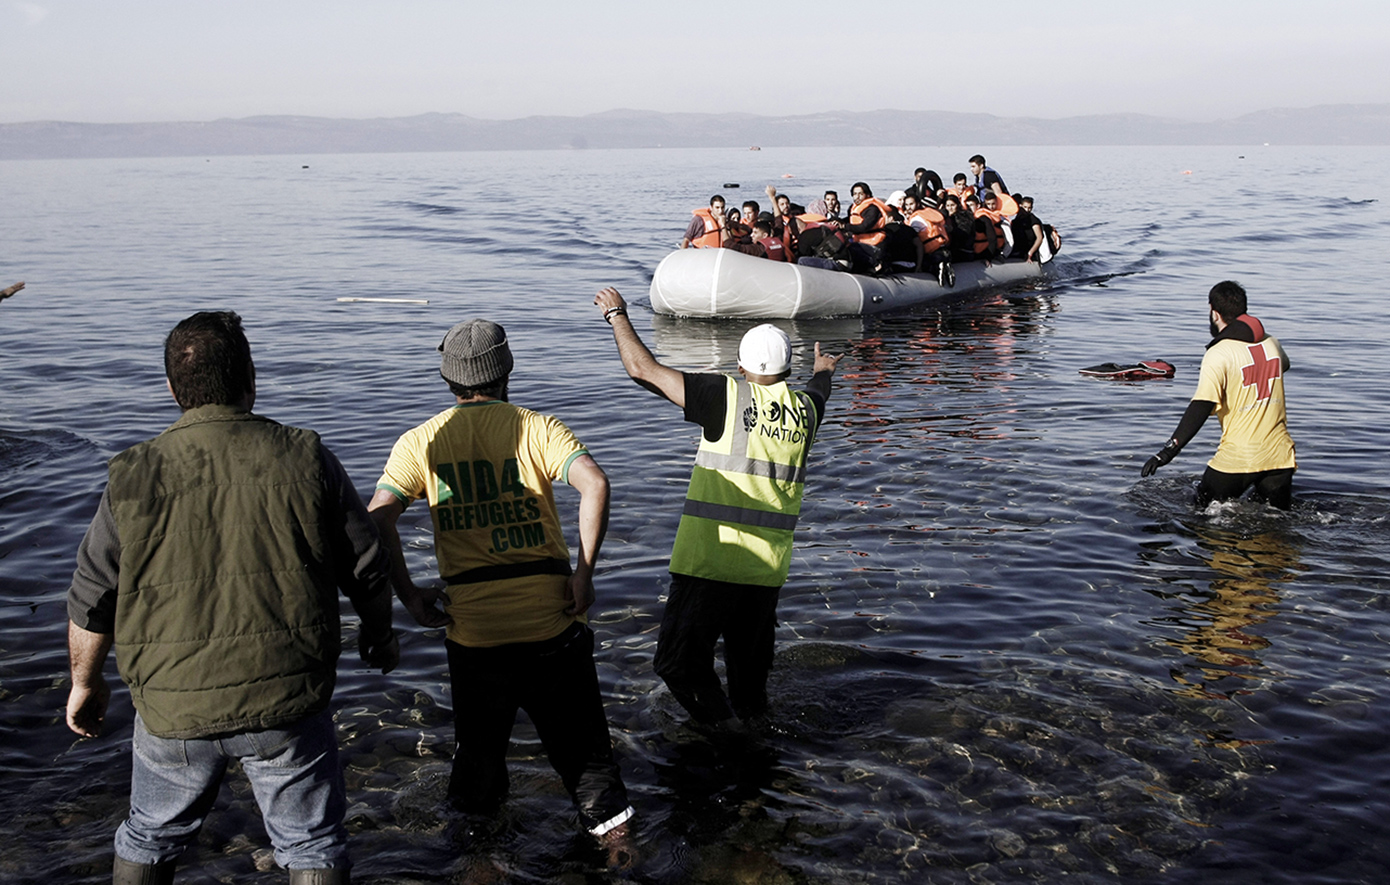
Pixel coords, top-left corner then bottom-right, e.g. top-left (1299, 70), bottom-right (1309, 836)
top-left (112, 855), bottom-right (176, 885)
top-left (288, 870), bottom-right (350, 885)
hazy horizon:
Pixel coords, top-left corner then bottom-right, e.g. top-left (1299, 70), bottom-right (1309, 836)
top-left (4, 0), bottom-right (1388, 126)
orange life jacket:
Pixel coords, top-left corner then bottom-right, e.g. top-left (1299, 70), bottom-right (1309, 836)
top-left (990, 193), bottom-right (1019, 217)
top-left (973, 208), bottom-right (1006, 254)
top-left (945, 185), bottom-right (974, 207)
top-left (690, 208), bottom-right (725, 248)
top-left (849, 197), bottom-right (891, 246)
top-left (907, 207), bottom-right (950, 253)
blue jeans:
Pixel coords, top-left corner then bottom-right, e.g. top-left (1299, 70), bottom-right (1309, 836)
top-left (114, 709), bottom-right (349, 870)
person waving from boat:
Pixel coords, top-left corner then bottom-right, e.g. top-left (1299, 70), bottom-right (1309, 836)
top-left (1140, 281), bottom-right (1297, 509)
top-left (593, 287), bottom-right (841, 735)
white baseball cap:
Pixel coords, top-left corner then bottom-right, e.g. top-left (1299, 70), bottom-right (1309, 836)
top-left (738, 324), bottom-right (791, 375)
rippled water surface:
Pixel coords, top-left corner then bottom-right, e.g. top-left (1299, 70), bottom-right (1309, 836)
top-left (3, 146), bottom-right (1389, 884)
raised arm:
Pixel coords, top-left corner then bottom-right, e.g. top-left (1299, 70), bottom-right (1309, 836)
top-left (593, 287), bottom-right (686, 406)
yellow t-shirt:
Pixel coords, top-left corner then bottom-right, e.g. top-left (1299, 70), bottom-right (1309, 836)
top-left (377, 401), bottom-right (588, 647)
top-left (1193, 337), bottom-right (1296, 474)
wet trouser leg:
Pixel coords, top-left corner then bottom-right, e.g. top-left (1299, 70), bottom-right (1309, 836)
top-left (1196, 466), bottom-right (1295, 510)
top-left (520, 625), bottom-right (632, 832)
top-left (446, 640), bottom-right (521, 813)
top-left (446, 625), bottom-right (630, 831)
top-left (654, 574), bottom-right (782, 724)
top-left (115, 711), bottom-right (348, 871)
top-left (723, 586), bottom-right (781, 720)
top-left (654, 574), bottom-right (738, 724)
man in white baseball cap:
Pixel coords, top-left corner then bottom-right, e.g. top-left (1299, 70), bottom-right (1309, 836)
top-left (593, 287), bottom-right (841, 734)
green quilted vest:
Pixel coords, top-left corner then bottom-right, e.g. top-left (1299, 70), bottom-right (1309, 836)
top-left (107, 405), bottom-right (341, 738)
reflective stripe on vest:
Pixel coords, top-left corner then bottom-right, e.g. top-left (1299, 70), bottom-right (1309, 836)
top-left (669, 377), bottom-right (817, 586)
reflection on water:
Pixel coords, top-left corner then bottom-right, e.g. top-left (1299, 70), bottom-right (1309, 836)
top-left (4, 147), bottom-right (1390, 884)
top-left (1153, 527), bottom-right (1299, 701)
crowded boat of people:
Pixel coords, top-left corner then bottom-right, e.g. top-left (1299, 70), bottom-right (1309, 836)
top-left (677, 155), bottom-right (1062, 288)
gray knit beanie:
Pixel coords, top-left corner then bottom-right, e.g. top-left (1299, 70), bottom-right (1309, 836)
top-left (438, 319), bottom-right (513, 387)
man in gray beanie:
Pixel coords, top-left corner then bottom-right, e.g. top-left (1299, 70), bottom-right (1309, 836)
top-left (367, 319), bottom-right (634, 844)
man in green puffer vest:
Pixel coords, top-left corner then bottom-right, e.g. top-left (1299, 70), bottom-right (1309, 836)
top-left (593, 287), bottom-right (841, 734)
top-left (65, 311), bottom-right (399, 885)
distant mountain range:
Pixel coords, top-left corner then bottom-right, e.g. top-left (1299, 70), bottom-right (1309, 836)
top-left (3, 104), bottom-right (1389, 160)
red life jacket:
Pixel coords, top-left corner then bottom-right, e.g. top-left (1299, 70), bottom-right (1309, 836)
top-left (757, 236), bottom-right (790, 262)
top-left (1236, 314), bottom-right (1266, 341)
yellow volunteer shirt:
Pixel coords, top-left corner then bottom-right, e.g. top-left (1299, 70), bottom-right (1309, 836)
top-left (1193, 337), bottom-right (1296, 474)
top-left (377, 401), bottom-right (589, 647)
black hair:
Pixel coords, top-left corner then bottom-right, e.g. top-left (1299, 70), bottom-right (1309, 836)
top-left (1208, 280), bottom-right (1248, 321)
top-left (824, 190), bottom-right (839, 199)
top-left (742, 200), bottom-right (760, 215)
top-left (164, 311), bottom-right (254, 411)
top-left (851, 182), bottom-right (872, 197)
top-left (969, 154), bottom-right (987, 166)
top-left (710, 194), bottom-right (726, 206)
top-left (446, 377), bottom-right (508, 401)
top-left (953, 173), bottom-right (968, 184)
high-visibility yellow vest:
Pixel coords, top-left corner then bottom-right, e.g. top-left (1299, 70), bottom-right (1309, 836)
top-left (669, 376), bottom-right (818, 586)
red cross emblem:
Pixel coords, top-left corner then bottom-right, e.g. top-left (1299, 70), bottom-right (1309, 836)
top-left (1241, 344), bottom-right (1281, 400)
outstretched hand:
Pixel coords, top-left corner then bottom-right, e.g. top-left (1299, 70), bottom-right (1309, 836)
top-left (595, 287), bottom-right (627, 315)
top-left (1141, 441), bottom-right (1179, 477)
top-left (813, 342), bottom-right (842, 374)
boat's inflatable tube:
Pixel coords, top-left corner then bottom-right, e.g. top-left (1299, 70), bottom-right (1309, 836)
top-left (649, 248), bottom-right (1044, 318)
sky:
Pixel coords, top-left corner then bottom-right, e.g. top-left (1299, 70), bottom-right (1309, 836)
top-left (3, 0), bottom-right (1389, 125)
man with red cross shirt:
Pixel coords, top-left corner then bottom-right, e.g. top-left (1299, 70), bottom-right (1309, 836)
top-left (1141, 280), bottom-right (1297, 509)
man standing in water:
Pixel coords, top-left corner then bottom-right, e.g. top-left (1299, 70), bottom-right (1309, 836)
top-left (65, 311), bottom-right (399, 885)
top-left (593, 287), bottom-right (841, 731)
top-left (1141, 281), bottom-right (1296, 509)
top-left (367, 319), bottom-right (634, 842)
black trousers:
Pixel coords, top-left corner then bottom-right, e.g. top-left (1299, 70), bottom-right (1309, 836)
top-left (653, 573), bottom-right (782, 724)
top-left (445, 623), bottom-right (629, 831)
top-left (1197, 466), bottom-right (1295, 510)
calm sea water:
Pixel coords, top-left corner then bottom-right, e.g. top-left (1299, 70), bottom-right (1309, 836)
top-left (2, 145), bottom-right (1389, 884)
